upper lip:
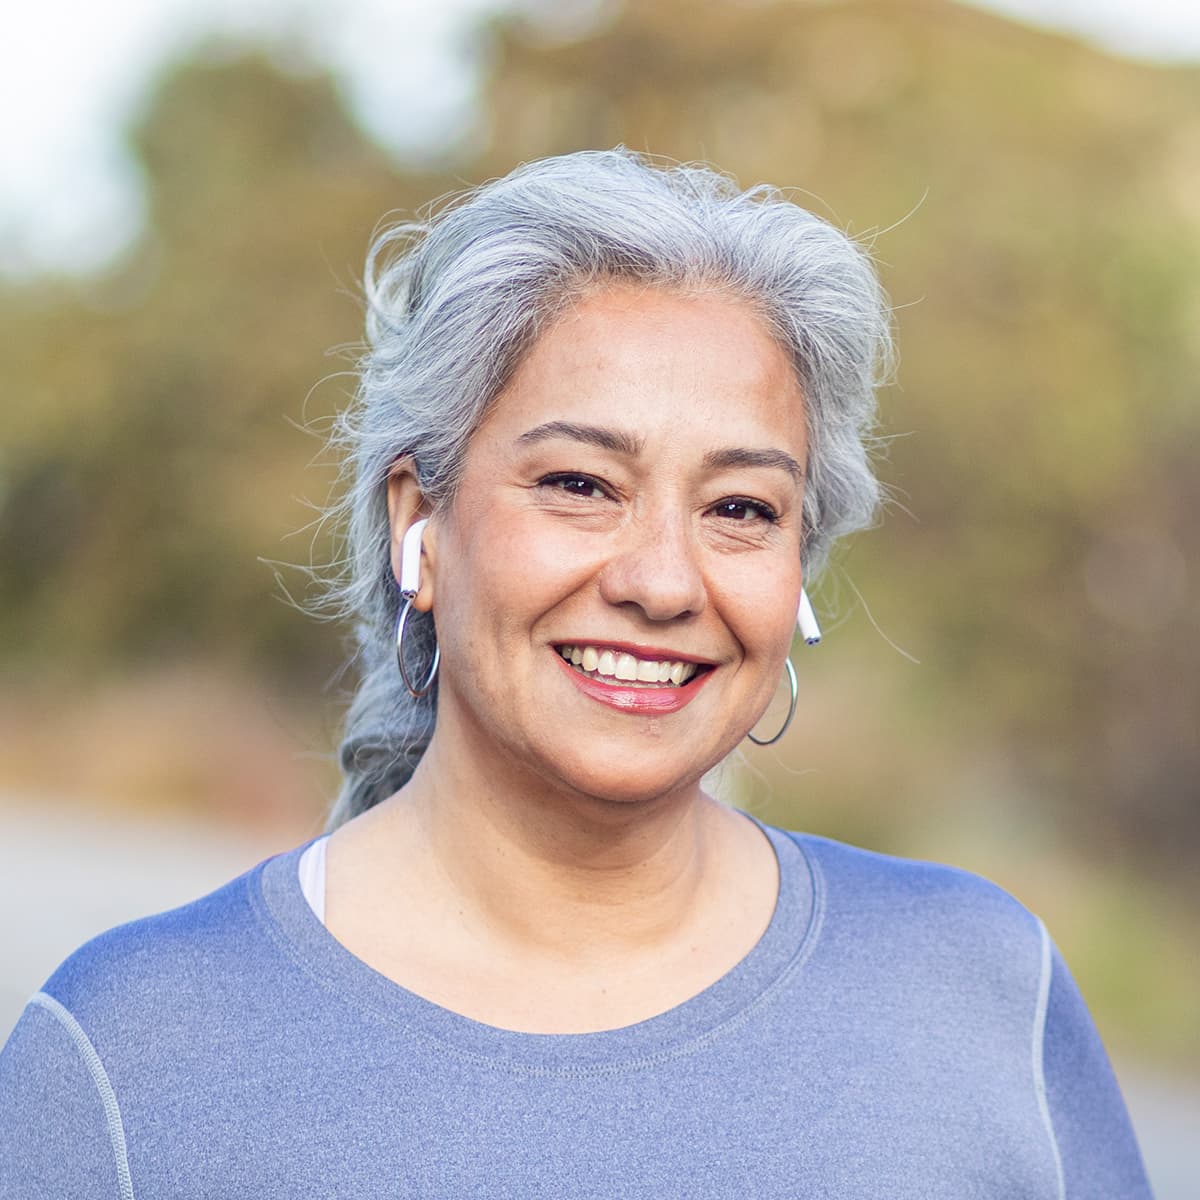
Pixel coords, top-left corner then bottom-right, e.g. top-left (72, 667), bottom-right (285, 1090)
top-left (552, 639), bottom-right (717, 666)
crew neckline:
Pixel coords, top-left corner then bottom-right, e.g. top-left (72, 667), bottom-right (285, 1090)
top-left (254, 818), bottom-right (823, 1075)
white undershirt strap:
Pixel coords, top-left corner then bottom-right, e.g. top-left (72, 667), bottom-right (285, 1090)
top-left (297, 836), bottom-right (329, 926)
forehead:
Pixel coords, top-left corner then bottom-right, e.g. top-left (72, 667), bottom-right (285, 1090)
top-left (479, 284), bottom-right (807, 461)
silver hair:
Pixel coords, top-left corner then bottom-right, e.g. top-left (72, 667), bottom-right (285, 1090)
top-left (323, 148), bottom-right (893, 830)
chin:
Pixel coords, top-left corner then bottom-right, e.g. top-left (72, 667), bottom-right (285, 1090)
top-left (534, 737), bottom-right (721, 809)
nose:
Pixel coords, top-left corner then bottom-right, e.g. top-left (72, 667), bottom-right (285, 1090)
top-left (597, 512), bottom-right (708, 622)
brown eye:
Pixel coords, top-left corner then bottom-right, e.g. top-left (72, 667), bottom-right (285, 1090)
top-left (712, 498), bottom-right (778, 523)
top-left (539, 473), bottom-right (610, 500)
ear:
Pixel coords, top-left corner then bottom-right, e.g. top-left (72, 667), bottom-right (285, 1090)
top-left (386, 458), bottom-right (436, 612)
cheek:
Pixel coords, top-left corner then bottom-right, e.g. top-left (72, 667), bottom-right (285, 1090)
top-left (439, 508), bottom-right (599, 649)
top-left (508, 520), bottom-right (586, 595)
top-left (723, 556), bottom-right (803, 658)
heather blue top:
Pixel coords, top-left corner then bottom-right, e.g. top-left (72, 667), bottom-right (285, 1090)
top-left (0, 823), bottom-right (1151, 1198)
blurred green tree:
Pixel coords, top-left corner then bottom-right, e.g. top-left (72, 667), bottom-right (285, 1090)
top-left (1, 51), bottom-right (447, 686)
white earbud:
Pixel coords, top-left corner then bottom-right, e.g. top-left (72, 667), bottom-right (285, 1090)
top-left (399, 518), bottom-right (428, 598)
top-left (797, 588), bottom-right (821, 645)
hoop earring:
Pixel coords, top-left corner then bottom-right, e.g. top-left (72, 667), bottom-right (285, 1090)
top-left (747, 659), bottom-right (798, 746)
top-left (395, 517), bottom-right (438, 698)
top-left (395, 596), bottom-right (439, 698)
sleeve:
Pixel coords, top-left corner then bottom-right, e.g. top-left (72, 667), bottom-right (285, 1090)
top-left (1039, 940), bottom-right (1154, 1199)
top-left (0, 993), bottom-right (130, 1200)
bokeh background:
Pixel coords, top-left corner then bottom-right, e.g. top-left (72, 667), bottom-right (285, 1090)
top-left (2, 0), bottom-right (1197, 1189)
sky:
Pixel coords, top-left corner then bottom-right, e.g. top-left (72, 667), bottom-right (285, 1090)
top-left (1, 0), bottom-right (1198, 277)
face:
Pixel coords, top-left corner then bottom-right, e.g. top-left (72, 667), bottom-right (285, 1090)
top-left (393, 284), bottom-right (808, 806)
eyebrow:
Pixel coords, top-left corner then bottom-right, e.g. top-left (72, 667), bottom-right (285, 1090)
top-left (515, 420), bottom-right (804, 483)
top-left (515, 421), bottom-right (644, 457)
top-left (703, 447), bottom-right (806, 483)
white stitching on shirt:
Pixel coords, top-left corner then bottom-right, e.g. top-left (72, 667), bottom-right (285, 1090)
top-left (1031, 919), bottom-right (1066, 1200)
top-left (31, 991), bottom-right (135, 1200)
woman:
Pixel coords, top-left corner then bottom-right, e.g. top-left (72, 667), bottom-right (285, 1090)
top-left (0, 150), bottom-right (1150, 1197)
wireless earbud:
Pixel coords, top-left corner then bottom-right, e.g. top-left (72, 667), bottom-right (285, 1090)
top-left (797, 588), bottom-right (821, 645)
top-left (399, 518), bottom-right (428, 598)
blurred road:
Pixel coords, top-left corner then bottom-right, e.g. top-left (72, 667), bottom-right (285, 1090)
top-left (0, 796), bottom-right (1194, 1195)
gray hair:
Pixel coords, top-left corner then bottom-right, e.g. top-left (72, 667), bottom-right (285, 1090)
top-left (324, 148), bottom-right (892, 830)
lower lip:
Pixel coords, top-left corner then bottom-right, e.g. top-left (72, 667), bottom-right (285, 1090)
top-left (554, 654), bottom-right (713, 714)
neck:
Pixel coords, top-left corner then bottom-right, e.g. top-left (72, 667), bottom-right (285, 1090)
top-left (368, 724), bottom-right (739, 960)
top-left (327, 710), bottom-right (781, 1034)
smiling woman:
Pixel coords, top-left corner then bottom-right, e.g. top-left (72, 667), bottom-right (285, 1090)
top-left (0, 150), bottom-right (1151, 1198)
top-left (381, 285), bottom-right (809, 821)
top-left (329, 151), bottom-right (887, 830)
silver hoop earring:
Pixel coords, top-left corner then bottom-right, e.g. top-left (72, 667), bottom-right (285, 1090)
top-left (395, 596), bottom-right (440, 698)
top-left (747, 659), bottom-right (798, 746)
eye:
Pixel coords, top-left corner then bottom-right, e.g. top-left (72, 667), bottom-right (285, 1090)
top-left (710, 497), bottom-right (779, 524)
top-left (538, 472), bottom-right (611, 500)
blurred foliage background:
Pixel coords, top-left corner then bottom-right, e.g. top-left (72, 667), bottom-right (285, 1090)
top-left (1, 0), bottom-right (1196, 1070)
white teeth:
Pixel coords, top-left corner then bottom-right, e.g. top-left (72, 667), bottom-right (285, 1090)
top-left (558, 644), bottom-right (704, 688)
top-left (615, 653), bottom-right (638, 681)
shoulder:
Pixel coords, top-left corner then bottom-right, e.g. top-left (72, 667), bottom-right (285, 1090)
top-left (37, 849), bottom-right (293, 1038)
top-left (790, 829), bottom-right (1040, 925)
top-left (779, 829), bottom-right (1047, 983)
top-left (0, 847), bottom-right (308, 1193)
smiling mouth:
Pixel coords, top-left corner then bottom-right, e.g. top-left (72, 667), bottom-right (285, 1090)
top-left (555, 645), bottom-right (709, 688)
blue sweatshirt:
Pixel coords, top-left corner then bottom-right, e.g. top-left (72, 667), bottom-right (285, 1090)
top-left (0, 823), bottom-right (1151, 1198)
